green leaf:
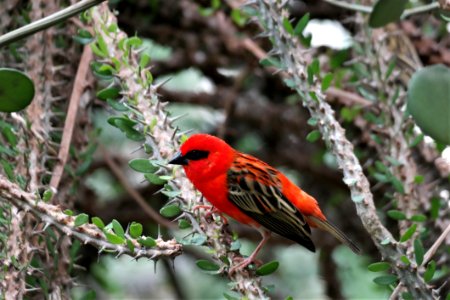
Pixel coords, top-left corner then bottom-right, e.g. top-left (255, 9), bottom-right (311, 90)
top-left (282, 18), bottom-right (294, 35)
top-left (160, 205), bottom-right (181, 218)
top-left (42, 189), bottom-right (53, 202)
top-left (0, 159), bottom-right (14, 181)
top-left (387, 210), bottom-right (406, 220)
top-left (63, 209), bottom-right (74, 216)
top-left (260, 57), bottom-right (282, 69)
top-left (74, 213), bottom-right (89, 227)
top-left (414, 238), bottom-right (424, 265)
top-left (129, 222), bottom-right (143, 238)
top-left (256, 260), bottom-right (279, 276)
top-left (144, 173), bottom-right (167, 185)
top-left (373, 275), bottom-right (397, 285)
top-left (0, 68), bottom-right (35, 112)
top-left (105, 232), bottom-right (125, 244)
top-left (400, 224), bottom-right (417, 242)
top-left (73, 29), bottom-right (94, 45)
top-left (129, 159), bottom-right (158, 173)
top-left (424, 260), bottom-right (436, 282)
top-left (367, 262), bottom-right (390, 272)
top-left (96, 87), bottom-right (120, 101)
top-left (369, 0), bottom-right (408, 28)
top-left (112, 219), bottom-right (125, 238)
top-left (407, 65), bottom-right (450, 145)
top-left (137, 236), bottom-right (156, 247)
top-left (410, 214), bottom-right (427, 222)
top-left (196, 259), bottom-right (220, 272)
top-left (307, 117), bottom-right (318, 126)
top-left (409, 134), bottom-right (424, 148)
top-left (400, 255), bottom-right (410, 265)
top-left (107, 99), bottom-right (129, 111)
top-left (321, 73), bottom-right (334, 92)
top-left (306, 130), bottom-right (321, 143)
top-left (107, 117), bottom-right (145, 141)
top-left (139, 53), bottom-right (151, 69)
top-left (178, 219), bottom-right (191, 229)
top-left (91, 217), bottom-right (105, 229)
top-left (294, 13), bottom-right (310, 36)
top-left (127, 239), bottom-right (135, 253)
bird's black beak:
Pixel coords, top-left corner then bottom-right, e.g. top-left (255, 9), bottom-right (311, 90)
top-left (168, 151), bottom-right (188, 165)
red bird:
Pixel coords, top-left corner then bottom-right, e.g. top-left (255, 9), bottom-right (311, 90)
top-left (169, 134), bottom-right (360, 272)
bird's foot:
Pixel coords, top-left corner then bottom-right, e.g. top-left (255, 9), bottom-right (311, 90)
top-left (192, 205), bottom-right (228, 224)
top-left (228, 256), bottom-right (263, 275)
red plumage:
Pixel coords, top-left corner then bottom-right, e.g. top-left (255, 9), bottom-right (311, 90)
top-left (169, 134), bottom-right (360, 271)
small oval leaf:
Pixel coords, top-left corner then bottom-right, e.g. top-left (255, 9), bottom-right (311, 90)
top-left (407, 65), bottom-right (450, 145)
top-left (129, 159), bottom-right (158, 173)
top-left (196, 259), bottom-right (220, 272)
top-left (400, 224), bottom-right (417, 242)
top-left (423, 260), bottom-right (436, 282)
top-left (105, 232), bottom-right (125, 244)
top-left (74, 213), bottom-right (89, 227)
top-left (129, 222), bottom-right (143, 238)
top-left (160, 205), bottom-right (182, 218)
top-left (414, 238), bottom-right (424, 265)
top-left (387, 210), bottom-right (406, 220)
top-left (369, 0), bottom-right (408, 28)
top-left (0, 68), bottom-right (35, 112)
top-left (112, 219), bottom-right (125, 238)
top-left (255, 260), bottom-right (279, 276)
top-left (368, 262), bottom-right (391, 272)
top-left (373, 275), bottom-right (398, 286)
top-left (91, 216), bottom-right (105, 229)
top-left (96, 87), bottom-right (120, 101)
top-left (137, 236), bottom-right (156, 248)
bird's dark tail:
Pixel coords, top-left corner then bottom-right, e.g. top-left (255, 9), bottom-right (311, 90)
top-left (308, 216), bottom-right (361, 254)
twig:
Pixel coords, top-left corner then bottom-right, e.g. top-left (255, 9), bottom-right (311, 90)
top-left (49, 46), bottom-right (92, 194)
top-left (101, 147), bottom-right (176, 229)
top-left (0, 0), bottom-right (106, 47)
top-left (322, 0), bottom-right (372, 13)
top-left (0, 175), bottom-right (183, 260)
top-left (423, 222), bottom-right (450, 266)
top-left (322, 0), bottom-right (439, 18)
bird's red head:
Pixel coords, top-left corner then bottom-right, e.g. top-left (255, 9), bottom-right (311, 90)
top-left (168, 134), bottom-right (236, 183)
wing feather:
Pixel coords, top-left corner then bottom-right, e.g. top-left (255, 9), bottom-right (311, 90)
top-left (227, 153), bottom-right (315, 252)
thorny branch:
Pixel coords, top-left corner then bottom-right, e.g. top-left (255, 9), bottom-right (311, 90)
top-left (91, 4), bottom-right (267, 299)
top-left (256, 0), bottom-right (434, 298)
top-left (0, 175), bottom-right (182, 260)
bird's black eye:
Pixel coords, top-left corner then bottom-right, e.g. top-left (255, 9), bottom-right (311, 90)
top-left (184, 150), bottom-right (209, 161)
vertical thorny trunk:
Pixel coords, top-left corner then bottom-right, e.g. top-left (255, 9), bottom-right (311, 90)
top-left (0, 0), bottom-right (85, 298)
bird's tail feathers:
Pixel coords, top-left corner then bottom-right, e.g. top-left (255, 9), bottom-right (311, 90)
top-left (308, 216), bottom-right (361, 254)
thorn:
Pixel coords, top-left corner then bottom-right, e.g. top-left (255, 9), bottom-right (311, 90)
top-left (153, 259), bottom-right (158, 273)
top-left (152, 187), bottom-right (165, 196)
top-left (169, 113), bottom-right (188, 123)
top-left (98, 246), bottom-right (106, 254)
top-left (43, 222), bottom-right (51, 231)
top-left (171, 257), bottom-right (176, 272)
top-left (130, 145), bottom-right (144, 154)
top-left (163, 114), bottom-right (168, 126)
top-left (255, 32), bottom-right (271, 39)
top-left (176, 129), bottom-right (193, 138)
top-left (171, 127), bottom-right (179, 141)
top-left (267, 48), bottom-right (281, 56)
top-left (153, 76), bottom-right (173, 91)
top-left (157, 224), bottom-right (162, 239)
top-left (183, 213), bottom-right (204, 235)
